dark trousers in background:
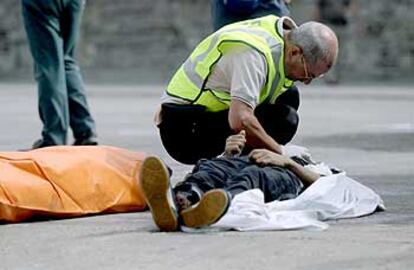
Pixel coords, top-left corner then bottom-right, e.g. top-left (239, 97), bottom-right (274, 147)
top-left (211, 0), bottom-right (291, 31)
top-left (158, 86), bottom-right (300, 164)
top-left (174, 156), bottom-right (304, 202)
top-left (22, 0), bottom-right (96, 145)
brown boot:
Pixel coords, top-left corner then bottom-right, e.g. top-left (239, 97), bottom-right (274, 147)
top-left (140, 156), bottom-right (178, 231)
top-left (180, 189), bottom-right (230, 228)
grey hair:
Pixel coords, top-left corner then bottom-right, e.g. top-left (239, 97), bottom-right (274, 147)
top-left (288, 21), bottom-right (338, 67)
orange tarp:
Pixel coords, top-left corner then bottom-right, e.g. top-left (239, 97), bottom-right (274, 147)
top-left (0, 146), bottom-right (147, 223)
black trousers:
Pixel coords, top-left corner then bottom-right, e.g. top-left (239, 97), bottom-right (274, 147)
top-left (173, 156), bottom-right (304, 203)
top-left (159, 86), bottom-right (300, 164)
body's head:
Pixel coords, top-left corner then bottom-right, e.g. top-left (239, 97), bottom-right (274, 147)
top-left (284, 21), bottom-right (338, 84)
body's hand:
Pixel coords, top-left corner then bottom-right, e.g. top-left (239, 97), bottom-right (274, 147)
top-left (249, 149), bottom-right (292, 167)
top-left (224, 130), bottom-right (246, 157)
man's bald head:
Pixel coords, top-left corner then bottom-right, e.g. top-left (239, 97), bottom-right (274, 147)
top-left (288, 21), bottom-right (339, 72)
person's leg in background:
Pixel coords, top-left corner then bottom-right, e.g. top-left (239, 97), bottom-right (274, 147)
top-left (211, 0), bottom-right (247, 31)
top-left (63, 0), bottom-right (97, 145)
top-left (211, 0), bottom-right (291, 31)
top-left (22, 0), bottom-right (69, 147)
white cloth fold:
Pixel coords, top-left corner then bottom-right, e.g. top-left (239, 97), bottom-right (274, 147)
top-left (210, 169), bottom-right (384, 231)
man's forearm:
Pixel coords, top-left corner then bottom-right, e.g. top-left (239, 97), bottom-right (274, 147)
top-left (229, 100), bottom-right (283, 154)
top-left (242, 118), bottom-right (283, 154)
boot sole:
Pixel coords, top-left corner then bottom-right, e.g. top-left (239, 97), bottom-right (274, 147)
top-left (181, 189), bottom-right (229, 228)
top-left (140, 156), bottom-right (178, 231)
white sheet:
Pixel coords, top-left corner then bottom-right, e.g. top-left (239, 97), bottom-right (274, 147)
top-left (213, 171), bottom-right (384, 231)
top-left (183, 163), bottom-right (384, 232)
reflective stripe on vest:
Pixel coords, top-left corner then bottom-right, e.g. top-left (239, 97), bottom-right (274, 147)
top-left (166, 15), bottom-right (293, 112)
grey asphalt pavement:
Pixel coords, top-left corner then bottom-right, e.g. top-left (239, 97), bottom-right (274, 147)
top-left (0, 82), bottom-right (413, 270)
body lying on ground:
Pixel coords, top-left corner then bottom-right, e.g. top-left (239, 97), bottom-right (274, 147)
top-left (140, 131), bottom-right (355, 232)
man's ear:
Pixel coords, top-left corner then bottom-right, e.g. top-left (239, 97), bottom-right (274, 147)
top-left (290, 45), bottom-right (302, 57)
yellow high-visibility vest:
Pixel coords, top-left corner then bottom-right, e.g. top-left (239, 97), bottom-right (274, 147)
top-left (166, 15), bottom-right (294, 112)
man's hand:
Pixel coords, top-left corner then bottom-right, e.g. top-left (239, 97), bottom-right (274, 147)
top-left (224, 130), bottom-right (246, 157)
top-left (249, 149), bottom-right (321, 187)
top-left (249, 149), bottom-right (292, 167)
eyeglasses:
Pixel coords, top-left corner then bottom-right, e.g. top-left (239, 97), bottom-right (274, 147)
top-left (301, 56), bottom-right (324, 83)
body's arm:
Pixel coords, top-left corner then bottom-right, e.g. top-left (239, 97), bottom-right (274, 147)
top-left (229, 99), bottom-right (283, 154)
top-left (285, 158), bottom-right (320, 187)
top-left (249, 149), bottom-right (320, 187)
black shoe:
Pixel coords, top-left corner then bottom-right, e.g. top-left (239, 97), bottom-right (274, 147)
top-left (31, 139), bottom-right (56, 149)
top-left (73, 136), bottom-right (98, 146)
top-left (19, 139), bottom-right (56, 151)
